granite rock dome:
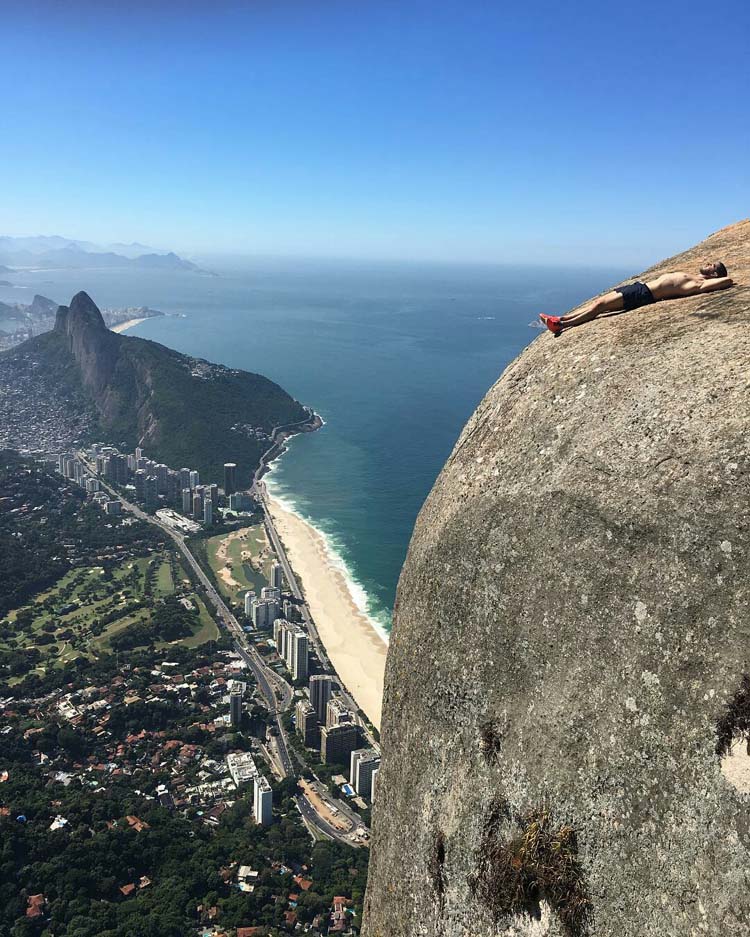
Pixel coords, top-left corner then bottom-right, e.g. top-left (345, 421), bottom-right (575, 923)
top-left (363, 221), bottom-right (750, 936)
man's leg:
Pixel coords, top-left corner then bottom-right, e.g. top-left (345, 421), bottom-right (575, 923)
top-left (560, 290), bottom-right (624, 327)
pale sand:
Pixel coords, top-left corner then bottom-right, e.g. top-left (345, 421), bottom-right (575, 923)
top-left (266, 495), bottom-right (387, 729)
top-left (720, 737), bottom-right (750, 794)
top-left (110, 317), bottom-right (147, 333)
top-left (215, 528), bottom-right (252, 590)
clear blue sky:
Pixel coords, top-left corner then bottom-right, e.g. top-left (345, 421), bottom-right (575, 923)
top-left (2, 0), bottom-right (748, 265)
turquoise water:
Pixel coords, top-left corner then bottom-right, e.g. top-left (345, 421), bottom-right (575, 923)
top-left (0, 258), bottom-right (628, 634)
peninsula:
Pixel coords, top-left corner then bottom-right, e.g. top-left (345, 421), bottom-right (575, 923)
top-left (0, 291), bottom-right (312, 484)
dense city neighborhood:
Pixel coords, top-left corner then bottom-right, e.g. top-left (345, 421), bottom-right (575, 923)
top-left (0, 448), bottom-right (378, 936)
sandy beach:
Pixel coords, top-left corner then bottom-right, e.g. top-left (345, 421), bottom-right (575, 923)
top-left (110, 317), bottom-right (147, 333)
top-left (266, 494), bottom-right (387, 730)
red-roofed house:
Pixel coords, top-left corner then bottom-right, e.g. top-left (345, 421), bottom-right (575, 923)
top-left (26, 894), bottom-right (46, 919)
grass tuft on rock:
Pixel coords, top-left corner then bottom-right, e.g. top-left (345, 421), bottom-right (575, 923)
top-left (471, 800), bottom-right (591, 936)
top-left (716, 673), bottom-right (750, 757)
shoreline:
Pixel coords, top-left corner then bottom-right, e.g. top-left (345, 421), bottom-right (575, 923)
top-left (110, 317), bottom-right (147, 333)
top-left (265, 490), bottom-right (387, 730)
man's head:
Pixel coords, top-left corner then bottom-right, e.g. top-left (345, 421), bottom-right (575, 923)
top-left (700, 261), bottom-right (728, 278)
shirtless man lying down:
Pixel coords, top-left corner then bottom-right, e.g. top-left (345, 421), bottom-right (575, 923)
top-left (539, 261), bottom-right (734, 334)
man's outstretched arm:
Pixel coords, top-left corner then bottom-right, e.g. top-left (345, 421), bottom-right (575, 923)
top-left (699, 276), bottom-right (734, 292)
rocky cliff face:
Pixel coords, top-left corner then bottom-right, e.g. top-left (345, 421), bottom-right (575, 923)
top-left (364, 221), bottom-right (750, 936)
top-left (55, 291), bottom-right (122, 401)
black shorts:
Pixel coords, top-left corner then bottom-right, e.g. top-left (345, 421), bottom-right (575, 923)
top-left (615, 281), bottom-right (655, 311)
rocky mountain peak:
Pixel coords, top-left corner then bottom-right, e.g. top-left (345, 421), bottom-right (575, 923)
top-left (54, 290), bottom-right (108, 336)
top-left (54, 292), bottom-right (119, 399)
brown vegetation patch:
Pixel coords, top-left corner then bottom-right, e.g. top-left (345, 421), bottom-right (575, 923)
top-left (716, 674), bottom-right (750, 757)
top-left (471, 799), bottom-right (591, 936)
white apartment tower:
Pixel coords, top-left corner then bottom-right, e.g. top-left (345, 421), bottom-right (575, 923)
top-left (350, 748), bottom-right (381, 801)
top-left (251, 598), bottom-right (279, 629)
top-left (253, 775), bottom-right (273, 826)
top-left (285, 626), bottom-right (308, 682)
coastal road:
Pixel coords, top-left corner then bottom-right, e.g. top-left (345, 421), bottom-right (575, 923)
top-left (252, 414), bottom-right (381, 747)
top-left (76, 455), bottom-right (293, 750)
top-left (257, 486), bottom-right (332, 672)
top-left (77, 454), bottom-right (362, 844)
top-left (256, 483), bottom-right (380, 751)
top-left (296, 793), bottom-right (364, 844)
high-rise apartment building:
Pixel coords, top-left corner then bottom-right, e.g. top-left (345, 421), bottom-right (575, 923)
top-left (179, 467), bottom-right (191, 489)
top-left (189, 470), bottom-right (200, 489)
top-left (274, 617), bottom-right (288, 657)
top-left (203, 499), bottom-right (213, 526)
top-left (144, 475), bottom-right (159, 510)
top-left (295, 700), bottom-right (320, 748)
top-left (182, 487), bottom-right (192, 515)
top-left (224, 462), bottom-right (237, 495)
top-left (285, 626), bottom-right (308, 681)
top-left (108, 453), bottom-right (128, 485)
top-left (350, 749), bottom-right (381, 801)
top-left (155, 463), bottom-right (168, 493)
top-left (320, 723), bottom-right (359, 765)
top-left (253, 775), bottom-right (273, 826)
top-left (309, 675), bottom-right (334, 724)
top-left (135, 469), bottom-right (147, 502)
top-left (244, 591), bottom-right (257, 617)
top-left (326, 693), bottom-right (355, 729)
top-left (251, 598), bottom-right (279, 629)
top-left (271, 562), bottom-right (283, 590)
top-left (229, 686), bottom-right (243, 727)
top-left (192, 492), bottom-right (203, 520)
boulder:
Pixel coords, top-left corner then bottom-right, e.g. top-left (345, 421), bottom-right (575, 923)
top-left (364, 221), bottom-right (750, 936)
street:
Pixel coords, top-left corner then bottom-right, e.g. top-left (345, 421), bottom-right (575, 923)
top-left (77, 451), bottom-right (362, 845)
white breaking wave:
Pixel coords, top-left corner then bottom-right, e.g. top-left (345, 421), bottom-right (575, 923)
top-left (264, 458), bottom-right (391, 643)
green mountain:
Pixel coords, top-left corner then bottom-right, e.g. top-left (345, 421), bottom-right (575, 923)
top-left (2, 291), bottom-right (313, 485)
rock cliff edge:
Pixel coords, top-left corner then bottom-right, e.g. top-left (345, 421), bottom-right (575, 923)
top-left (364, 221), bottom-right (750, 936)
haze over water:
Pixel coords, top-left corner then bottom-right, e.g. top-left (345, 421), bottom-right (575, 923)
top-left (1, 258), bottom-right (628, 634)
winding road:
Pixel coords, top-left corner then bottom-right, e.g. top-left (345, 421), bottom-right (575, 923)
top-left (77, 451), bottom-right (361, 845)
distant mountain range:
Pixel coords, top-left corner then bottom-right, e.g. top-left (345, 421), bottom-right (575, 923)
top-left (0, 235), bottom-right (213, 274)
top-left (0, 291), bottom-right (313, 483)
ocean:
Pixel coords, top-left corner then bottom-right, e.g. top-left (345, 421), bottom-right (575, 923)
top-left (0, 257), bottom-right (629, 636)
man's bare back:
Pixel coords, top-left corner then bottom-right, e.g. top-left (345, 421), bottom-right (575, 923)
top-left (539, 260), bottom-right (734, 333)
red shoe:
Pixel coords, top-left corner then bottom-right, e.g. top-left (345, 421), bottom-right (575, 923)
top-left (539, 313), bottom-right (563, 334)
